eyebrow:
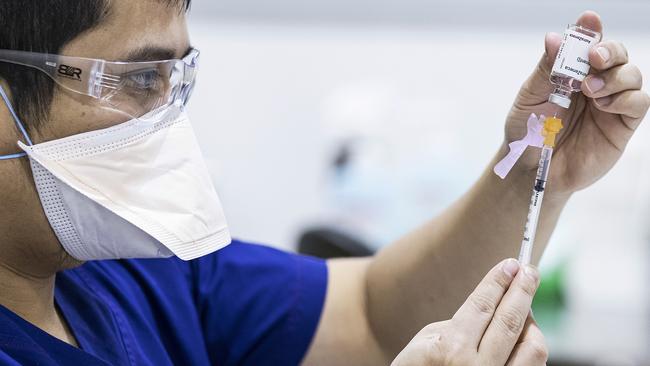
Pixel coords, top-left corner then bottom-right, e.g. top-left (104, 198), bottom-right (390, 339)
top-left (123, 46), bottom-right (193, 62)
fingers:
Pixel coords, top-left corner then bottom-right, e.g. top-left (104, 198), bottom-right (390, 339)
top-left (593, 90), bottom-right (650, 128)
top-left (580, 38), bottom-right (649, 129)
top-left (390, 322), bottom-right (447, 366)
top-left (589, 40), bottom-right (629, 71)
top-left (582, 63), bottom-right (642, 99)
top-left (506, 316), bottom-right (549, 366)
top-left (452, 258), bottom-right (520, 346)
top-left (478, 265), bottom-right (541, 365)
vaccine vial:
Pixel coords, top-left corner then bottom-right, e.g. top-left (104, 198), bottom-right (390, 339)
top-left (549, 24), bottom-right (602, 109)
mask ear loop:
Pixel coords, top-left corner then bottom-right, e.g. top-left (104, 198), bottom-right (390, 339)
top-left (0, 85), bottom-right (33, 160)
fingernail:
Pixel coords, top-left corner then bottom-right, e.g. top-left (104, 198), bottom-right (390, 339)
top-left (586, 76), bottom-right (605, 93)
top-left (596, 96), bottom-right (612, 106)
top-left (597, 46), bottom-right (610, 63)
top-left (524, 265), bottom-right (540, 284)
top-left (502, 258), bottom-right (520, 278)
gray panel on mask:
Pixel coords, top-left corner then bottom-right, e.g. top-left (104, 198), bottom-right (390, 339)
top-left (31, 160), bottom-right (174, 260)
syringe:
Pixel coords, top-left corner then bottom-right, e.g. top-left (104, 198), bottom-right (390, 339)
top-left (518, 115), bottom-right (563, 265)
top-left (517, 21), bottom-right (598, 264)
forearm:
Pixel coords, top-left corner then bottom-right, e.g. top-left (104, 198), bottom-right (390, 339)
top-left (365, 145), bottom-right (571, 356)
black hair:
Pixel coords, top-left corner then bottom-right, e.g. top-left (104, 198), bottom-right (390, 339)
top-left (0, 0), bottom-right (191, 130)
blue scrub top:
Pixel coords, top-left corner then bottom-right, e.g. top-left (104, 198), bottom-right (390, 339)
top-left (0, 240), bottom-right (328, 365)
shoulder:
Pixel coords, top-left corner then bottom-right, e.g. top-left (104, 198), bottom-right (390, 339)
top-left (189, 239), bottom-right (328, 303)
top-left (64, 239), bottom-right (328, 300)
top-left (190, 240), bottom-right (329, 366)
top-left (58, 239), bottom-right (329, 366)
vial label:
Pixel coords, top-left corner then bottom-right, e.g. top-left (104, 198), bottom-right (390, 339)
top-left (551, 29), bottom-right (598, 81)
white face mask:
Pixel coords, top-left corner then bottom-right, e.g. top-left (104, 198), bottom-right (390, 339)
top-left (15, 104), bottom-right (231, 261)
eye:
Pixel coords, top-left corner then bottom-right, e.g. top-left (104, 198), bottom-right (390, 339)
top-left (124, 68), bottom-right (162, 91)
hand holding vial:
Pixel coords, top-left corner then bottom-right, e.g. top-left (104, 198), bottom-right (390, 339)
top-left (500, 11), bottom-right (648, 197)
top-left (495, 11), bottom-right (649, 264)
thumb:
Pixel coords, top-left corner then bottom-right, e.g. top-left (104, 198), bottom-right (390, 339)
top-left (515, 32), bottom-right (563, 106)
top-left (543, 32), bottom-right (564, 72)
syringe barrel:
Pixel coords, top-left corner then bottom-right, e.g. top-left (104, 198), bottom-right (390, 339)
top-left (519, 189), bottom-right (545, 265)
top-left (534, 146), bottom-right (554, 192)
top-left (519, 145), bottom-right (554, 265)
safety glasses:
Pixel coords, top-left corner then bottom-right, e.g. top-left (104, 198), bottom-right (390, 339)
top-left (0, 48), bottom-right (199, 119)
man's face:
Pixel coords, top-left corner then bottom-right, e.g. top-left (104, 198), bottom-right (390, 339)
top-left (0, 0), bottom-right (191, 275)
top-left (43, 0), bottom-right (191, 141)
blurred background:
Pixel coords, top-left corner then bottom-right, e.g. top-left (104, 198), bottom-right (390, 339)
top-left (186, 1), bottom-right (650, 365)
